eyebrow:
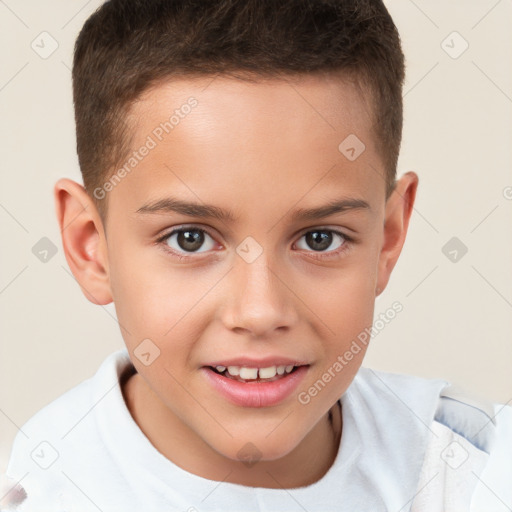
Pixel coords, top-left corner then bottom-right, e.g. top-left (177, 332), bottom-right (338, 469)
top-left (135, 196), bottom-right (370, 222)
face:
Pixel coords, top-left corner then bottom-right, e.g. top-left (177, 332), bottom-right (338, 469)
top-left (56, 73), bottom-right (416, 475)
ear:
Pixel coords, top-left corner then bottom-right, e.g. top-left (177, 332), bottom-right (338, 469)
top-left (54, 178), bottom-right (113, 305)
top-left (375, 171), bottom-right (418, 296)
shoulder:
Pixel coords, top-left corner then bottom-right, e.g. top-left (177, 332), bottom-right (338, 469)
top-left (433, 383), bottom-right (500, 453)
top-left (352, 366), bottom-right (507, 446)
top-left (355, 366), bottom-right (510, 451)
top-left (352, 366), bottom-right (511, 465)
top-left (8, 348), bottom-right (131, 446)
top-left (433, 382), bottom-right (511, 472)
top-left (4, 348), bottom-right (133, 506)
top-left (409, 383), bottom-right (512, 511)
top-left (350, 366), bottom-right (450, 410)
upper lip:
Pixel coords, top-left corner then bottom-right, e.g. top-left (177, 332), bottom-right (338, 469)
top-left (203, 356), bottom-right (311, 368)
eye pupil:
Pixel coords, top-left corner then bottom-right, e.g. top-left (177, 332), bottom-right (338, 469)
top-left (165, 228), bottom-right (345, 259)
top-left (177, 229), bottom-right (204, 252)
top-left (306, 231), bottom-right (332, 251)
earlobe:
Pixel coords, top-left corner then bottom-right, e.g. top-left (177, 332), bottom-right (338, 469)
top-left (54, 178), bottom-right (113, 305)
top-left (375, 171), bottom-right (419, 296)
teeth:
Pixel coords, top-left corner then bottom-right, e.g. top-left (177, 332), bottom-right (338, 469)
top-left (227, 366), bottom-right (240, 376)
top-left (239, 367), bottom-right (258, 379)
top-left (222, 365), bottom-right (298, 379)
top-left (258, 366), bottom-right (277, 379)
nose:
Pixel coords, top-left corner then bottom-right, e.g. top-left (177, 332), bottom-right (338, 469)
top-left (220, 252), bottom-right (299, 337)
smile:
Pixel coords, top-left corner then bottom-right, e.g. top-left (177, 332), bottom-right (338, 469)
top-left (210, 364), bottom-right (300, 382)
top-left (201, 364), bottom-right (310, 407)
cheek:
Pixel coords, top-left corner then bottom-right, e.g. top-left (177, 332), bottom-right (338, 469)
top-left (301, 280), bottom-right (374, 407)
top-left (109, 246), bottom-right (217, 360)
top-left (303, 254), bottom-right (377, 379)
top-left (108, 244), bottom-right (174, 344)
top-left (302, 254), bottom-right (377, 331)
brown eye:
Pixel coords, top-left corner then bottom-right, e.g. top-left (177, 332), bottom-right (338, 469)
top-left (162, 227), bottom-right (216, 254)
top-left (296, 230), bottom-right (346, 253)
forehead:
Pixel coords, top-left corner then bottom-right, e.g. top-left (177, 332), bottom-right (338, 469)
top-left (131, 72), bottom-right (374, 143)
top-left (109, 73), bottom-right (384, 223)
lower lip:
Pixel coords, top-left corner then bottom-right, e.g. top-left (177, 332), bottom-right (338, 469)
top-left (201, 366), bottom-right (309, 408)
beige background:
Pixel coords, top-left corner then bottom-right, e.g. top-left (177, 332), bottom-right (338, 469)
top-left (1, 0), bottom-right (511, 474)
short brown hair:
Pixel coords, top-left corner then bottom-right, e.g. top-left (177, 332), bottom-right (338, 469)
top-left (72, 0), bottom-right (405, 222)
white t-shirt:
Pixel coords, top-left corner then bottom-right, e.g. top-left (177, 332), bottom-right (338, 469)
top-left (3, 349), bottom-right (511, 511)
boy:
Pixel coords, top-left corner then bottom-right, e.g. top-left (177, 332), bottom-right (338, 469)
top-left (2, 0), bottom-right (511, 510)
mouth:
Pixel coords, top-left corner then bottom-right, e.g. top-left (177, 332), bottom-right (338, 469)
top-left (207, 364), bottom-right (303, 383)
top-left (201, 363), bottom-right (310, 407)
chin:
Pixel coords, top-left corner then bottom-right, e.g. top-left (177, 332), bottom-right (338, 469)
top-left (211, 430), bottom-right (302, 464)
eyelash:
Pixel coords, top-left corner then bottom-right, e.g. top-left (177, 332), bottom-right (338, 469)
top-left (155, 225), bottom-right (355, 262)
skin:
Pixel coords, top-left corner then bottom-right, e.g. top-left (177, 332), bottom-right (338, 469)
top-left (54, 72), bottom-right (417, 489)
